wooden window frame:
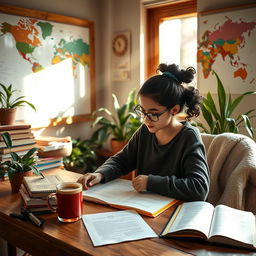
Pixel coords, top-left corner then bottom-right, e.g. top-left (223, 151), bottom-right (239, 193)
top-left (146, 0), bottom-right (197, 78)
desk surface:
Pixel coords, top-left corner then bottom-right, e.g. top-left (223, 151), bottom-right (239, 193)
top-left (0, 169), bottom-right (255, 256)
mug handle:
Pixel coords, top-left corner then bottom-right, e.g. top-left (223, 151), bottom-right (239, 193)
top-left (47, 193), bottom-right (57, 212)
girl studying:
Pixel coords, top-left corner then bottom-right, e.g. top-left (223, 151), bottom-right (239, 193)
top-left (78, 63), bottom-right (210, 202)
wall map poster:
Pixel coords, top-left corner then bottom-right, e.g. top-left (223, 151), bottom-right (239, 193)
top-left (197, 5), bottom-right (256, 93)
top-left (0, 5), bottom-right (95, 127)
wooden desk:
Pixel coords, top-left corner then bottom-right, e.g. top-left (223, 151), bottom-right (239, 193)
top-left (0, 169), bottom-right (255, 256)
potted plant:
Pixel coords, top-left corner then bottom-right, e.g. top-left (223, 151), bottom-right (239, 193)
top-left (194, 71), bottom-right (256, 138)
top-left (0, 132), bottom-right (42, 193)
top-left (63, 138), bottom-right (97, 174)
top-left (90, 88), bottom-right (141, 153)
top-left (0, 82), bottom-right (36, 125)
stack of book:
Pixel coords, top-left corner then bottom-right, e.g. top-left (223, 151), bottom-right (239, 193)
top-left (0, 124), bottom-right (37, 179)
top-left (19, 175), bottom-right (63, 213)
top-left (36, 156), bottom-right (63, 171)
top-left (0, 124), bottom-right (36, 155)
top-left (35, 136), bottom-right (72, 171)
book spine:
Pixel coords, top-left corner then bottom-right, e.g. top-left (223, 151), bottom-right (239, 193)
top-left (0, 142), bottom-right (36, 149)
top-left (0, 144), bottom-right (36, 154)
top-left (0, 124), bottom-right (31, 131)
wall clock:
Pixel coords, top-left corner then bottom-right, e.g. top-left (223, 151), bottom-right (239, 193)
top-left (112, 34), bottom-right (128, 56)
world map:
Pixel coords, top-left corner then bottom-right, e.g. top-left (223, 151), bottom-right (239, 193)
top-left (0, 17), bottom-right (90, 75)
top-left (0, 12), bottom-right (92, 127)
top-left (198, 15), bottom-right (256, 84)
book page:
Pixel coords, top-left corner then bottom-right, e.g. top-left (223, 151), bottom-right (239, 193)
top-left (83, 179), bottom-right (175, 214)
top-left (167, 201), bottom-right (214, 238)
top-left (209, 204), bottom-right (256, 246)
top-left (24, 175), bottom-right (63, 192)
top-left (82, 210), bottom-right (157, 246)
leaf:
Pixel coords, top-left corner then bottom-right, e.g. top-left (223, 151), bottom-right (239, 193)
top-left (10, 152), bottom-right (20, 162)
top-left (11, 100), bottom-right (36, 111)
top-left (226, 118), bottom-right (236, 133)
top-left (112, 94), bottom-right (120, 112)
top-left (0, 132), bottom-right (12, 149)
top-left (117, 104), bottom-right (127, 126)
top-left (92, 116), bottom-right (112, 127)
top-left (30, 166), bottom-right (41, 176)
top-left (213, 70), bottom-right (226, 122)
top-left (201, 103), bottom-right (213, 129)
top-left (230, 91), bottom-right (256, 116)
top-left (22, 147), bottom-right (38, 160)
top-left (126, 89), bottom-right (136, 111)
top-left (241, 115), bottom-right (254, 138)
top-left (204, 93), bottom-right (221, 121)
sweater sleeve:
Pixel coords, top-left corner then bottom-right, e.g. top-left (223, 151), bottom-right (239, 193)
top-left (95, 126), bottom-right (141, 182)
top-left (147, 130), bottom-right (210, 201)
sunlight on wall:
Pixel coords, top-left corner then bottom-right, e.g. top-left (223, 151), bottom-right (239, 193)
top-left (22, 58), bottom-right (75, 127)
top-left (140, 33), bottom-right (145, 84)
top-left (79, 62), bottom-right (86, 98)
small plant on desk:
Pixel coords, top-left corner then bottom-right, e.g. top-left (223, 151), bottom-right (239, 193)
top-left (0, 132), bottom-right (42, 193)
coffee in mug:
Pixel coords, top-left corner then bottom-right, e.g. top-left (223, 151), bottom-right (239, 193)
top-left (47, 182), bottom-right (83, 223)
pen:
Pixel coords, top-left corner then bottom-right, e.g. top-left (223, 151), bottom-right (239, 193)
top-left (9, 213), bottom-right (28, 221)
top-left (30, 209), bottom-right (52, 215)
top-left (21, 207), bottom-right (45, 227)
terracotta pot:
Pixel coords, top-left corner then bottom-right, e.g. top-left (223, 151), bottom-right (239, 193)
top-left (111, 139), bottom-right (127, 155)
top-left (9, 170), bottom-right (33, 193)
top-left (0, 108), bottom-right (17, 125)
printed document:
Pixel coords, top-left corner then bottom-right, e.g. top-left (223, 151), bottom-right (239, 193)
top-left (82, 210), bottom-right (157, 246)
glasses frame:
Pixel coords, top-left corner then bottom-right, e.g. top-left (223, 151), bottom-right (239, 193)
top-left (134, 105), bottom-right (170, 122)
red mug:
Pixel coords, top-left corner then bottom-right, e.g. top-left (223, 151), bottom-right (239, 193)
top-left (47, 182), bottom-right (83, 223)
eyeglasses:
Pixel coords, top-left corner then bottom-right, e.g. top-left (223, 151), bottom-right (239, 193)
top-left (134, 105), bottom-right (169, 122)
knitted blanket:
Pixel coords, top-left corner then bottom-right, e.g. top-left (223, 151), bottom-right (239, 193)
top-left (201, 133), bottom-right (256, 214)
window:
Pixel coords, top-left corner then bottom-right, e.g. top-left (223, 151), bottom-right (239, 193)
top-left (146, 0), bottom-right (197, 77)
top-left (159, 16), bottom-right (197, 69)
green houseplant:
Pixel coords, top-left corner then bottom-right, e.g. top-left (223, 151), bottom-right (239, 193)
top-left (63, 138), bottom-right (97, 174)
top-left (194, 71), bottom-right (256, 138)
top-left (0, 132), bottom-right (41, 193)
top-left (91, 88), bottom-right (141, 153)
top-left (0, 82), bottom-right (36, 125)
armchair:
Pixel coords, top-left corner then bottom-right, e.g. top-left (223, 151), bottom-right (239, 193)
top-left (201, 133), bottom-right (256, 214)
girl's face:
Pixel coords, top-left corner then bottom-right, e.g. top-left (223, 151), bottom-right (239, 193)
top-left (138, 95), bottom-right (173, 133)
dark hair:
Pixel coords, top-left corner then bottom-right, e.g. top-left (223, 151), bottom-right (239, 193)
top-left (138, 63), bottom-right (202, 120)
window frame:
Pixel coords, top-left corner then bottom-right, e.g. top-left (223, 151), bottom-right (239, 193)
top-left (146, 0), bottom-right (197, 77)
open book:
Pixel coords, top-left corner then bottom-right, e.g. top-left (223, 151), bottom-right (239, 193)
top-left (83, 178), bottom-right (178, 217)
top-left (160, 201), bottom-right (256, 250)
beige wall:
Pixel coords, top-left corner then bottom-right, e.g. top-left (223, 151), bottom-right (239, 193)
top-left (197, 0), bottom-right (256, 12)
top-left (0, 0), bottom-right (255, 139)
top-left (99, 0), bottom-right (141, 112)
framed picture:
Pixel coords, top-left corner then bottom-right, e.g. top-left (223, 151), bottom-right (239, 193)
top-left (0, 4), bottom-right (96, 128)
top-left (111, 31), bottom-right (131, 82)
top-left (197, 3), bottom-right (256, 94)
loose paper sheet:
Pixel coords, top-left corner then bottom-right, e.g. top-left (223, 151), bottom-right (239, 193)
top-left (82, 210), bottom-right (157, 246)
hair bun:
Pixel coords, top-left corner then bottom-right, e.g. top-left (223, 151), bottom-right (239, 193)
top-left (157, 63), bottom-right (196, 84)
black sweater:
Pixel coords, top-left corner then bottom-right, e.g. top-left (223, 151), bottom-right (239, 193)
top-left (96, 122), bottom-right (210, 201)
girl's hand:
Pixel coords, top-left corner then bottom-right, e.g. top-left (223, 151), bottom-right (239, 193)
top-left (132, 175), bottom-right (148, 192)
top-left (77, 172), bottom-right (103, 190)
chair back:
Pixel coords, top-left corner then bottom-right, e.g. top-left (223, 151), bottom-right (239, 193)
top-left (201, 133), bottom-right (256, 214)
